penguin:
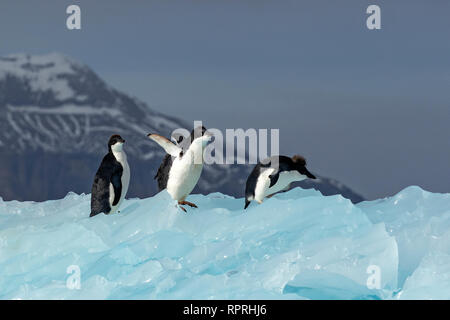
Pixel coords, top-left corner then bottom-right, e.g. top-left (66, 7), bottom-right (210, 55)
top-left (90, 134), bottom-right (130, 217)
top-left (148, 126), bottom-right (213, 212)
top-left (244, 155), bottom-right (316, 209)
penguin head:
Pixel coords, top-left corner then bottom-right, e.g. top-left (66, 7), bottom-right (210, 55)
top-left (292, 155), bottom-right (316, 179)
top-left (190, 126), bottom-right (213, 147)
top-left (108, 134), bottom-right (126, 152)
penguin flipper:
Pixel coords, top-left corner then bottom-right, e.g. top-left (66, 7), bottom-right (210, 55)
top-left (268, 173), bottom-right (280, 188)
top-left (111, 172), bottom-right (122, 206)
top-left (148, 133), bottom-right (182, 157)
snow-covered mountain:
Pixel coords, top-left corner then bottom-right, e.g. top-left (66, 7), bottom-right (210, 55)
top-left (0, 53), bottom-right (182, 156)
top-left (0, 53), bottom-right (364, 203)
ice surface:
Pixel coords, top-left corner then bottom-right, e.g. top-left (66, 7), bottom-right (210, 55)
top-left (358, 186), bottom-right (450, 294)
top-left (0, 186), bottom-right (448, 299)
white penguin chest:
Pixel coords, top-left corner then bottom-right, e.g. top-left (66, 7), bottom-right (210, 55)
top-left (166, 151), bottom-right (203, 201)
top-left (254, 169), bottom-right (305, 202)
top-left (109, 150), bottom-right (130, 212)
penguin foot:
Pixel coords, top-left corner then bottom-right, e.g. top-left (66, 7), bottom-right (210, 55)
top-left (178, 205), bottom-right (187, 213)
top-left (178, 200), bottom-right (198, 208)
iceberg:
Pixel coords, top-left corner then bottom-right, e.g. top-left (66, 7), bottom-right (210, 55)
top-left (359, 186), bottom-right (450, 299)
top-left (0, 186), bottom-right (448, 299)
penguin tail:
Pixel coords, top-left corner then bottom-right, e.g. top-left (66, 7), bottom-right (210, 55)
top-left (244, 199), bottom-right (251, 210)
top-left (89, 211), bottom-right (99, 218)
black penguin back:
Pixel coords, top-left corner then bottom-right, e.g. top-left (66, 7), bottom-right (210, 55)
top-left (90, 152), bottom-right (123, 217)
top-left (244, 162), bottom-right (265, 208)
top-left (154, 154), bottom-right (174, 191)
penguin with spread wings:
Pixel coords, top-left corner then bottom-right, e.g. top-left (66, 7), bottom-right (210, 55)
top-left (148, 126), bottom-right (213, 212)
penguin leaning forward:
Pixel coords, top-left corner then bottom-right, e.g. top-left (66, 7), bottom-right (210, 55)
top-left (244, 155), bottom-right (316, 209)
top-left (90, 134), bottom-right (130, 217)
top-left (148, 126), bottom-right (213, 212)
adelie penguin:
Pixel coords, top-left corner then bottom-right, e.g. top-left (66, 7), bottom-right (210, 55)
top-left (148, 126), bottom-right (213, 212)
top-left (244, 155), bottom-right (316, 209)
top-left (90, 135), bottom-right (131, 217)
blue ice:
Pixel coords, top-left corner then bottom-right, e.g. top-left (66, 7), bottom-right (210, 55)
top-left (0, 186), bottom-right (448, 299)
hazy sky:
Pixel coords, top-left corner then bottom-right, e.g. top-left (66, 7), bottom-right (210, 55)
top-left (1, 0), bottom-right (449, 199)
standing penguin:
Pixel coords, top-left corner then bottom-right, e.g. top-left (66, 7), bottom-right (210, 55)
top-left (90, 134), bottom-right (130, 217)
top-left (244, 155), bottom-right (316, 209)
top-left (148, 126), bottom-right (213, 212)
